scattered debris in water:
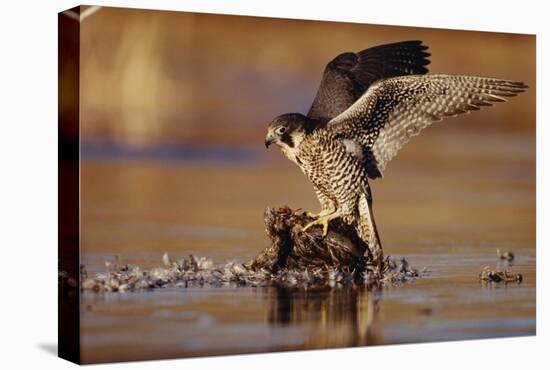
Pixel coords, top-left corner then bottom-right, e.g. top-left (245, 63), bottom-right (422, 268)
top-left (70, 206), bottom-right (426, 293)
top-left (479, 266), bottom-right (523, 284)
top-left (75, 253), bottom-right (423, 293)
top-left (496, 249), bottom-right (515, 261)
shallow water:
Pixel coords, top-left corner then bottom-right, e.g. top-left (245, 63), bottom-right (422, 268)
top-left (80, 130), bottom-right (535, 363)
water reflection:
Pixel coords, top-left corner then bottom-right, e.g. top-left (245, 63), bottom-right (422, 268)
top-left (80, 134), bottom-right (535, 362)
top-left (267, 285), bottom-right (383, 347)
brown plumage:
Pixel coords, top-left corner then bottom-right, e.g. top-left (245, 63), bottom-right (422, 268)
top-left (264, 41), bottom-right (527, 264)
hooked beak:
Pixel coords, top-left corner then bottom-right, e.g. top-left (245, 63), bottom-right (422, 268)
top-left (265, 133), bottom-right (275, 148)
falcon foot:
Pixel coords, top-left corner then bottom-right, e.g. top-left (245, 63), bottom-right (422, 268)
top-left (305, 211), bottom-right (318, 218)
top-left (305, 209), bottom-right (333, 219)
top-left (302, 212), bottom-right (340, 236)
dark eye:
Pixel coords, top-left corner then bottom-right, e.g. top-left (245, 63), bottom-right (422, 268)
top-left (276, 126), bottom-right (286, 135)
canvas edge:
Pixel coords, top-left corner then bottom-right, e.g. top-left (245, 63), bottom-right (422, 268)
top-left (58, 5), bottom-right (81, 365)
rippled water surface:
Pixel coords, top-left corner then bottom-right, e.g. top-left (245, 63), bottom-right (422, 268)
top-left (80, 131), bottom-right (535, 363)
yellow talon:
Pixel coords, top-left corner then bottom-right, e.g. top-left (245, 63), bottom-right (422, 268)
top-left (306, 209), bottom-right (334, 219)
top-left (302, 216), bottom-right (330, 236)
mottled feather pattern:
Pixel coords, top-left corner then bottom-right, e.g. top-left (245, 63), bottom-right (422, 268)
top-left (328, 75), bottom-right (527, 174)
top-left (267, 41), bottom-right (527, 261)
top-left (297, 130), bottom-right (371, 218)
top-left (357, 189), bottom-right (382, 262)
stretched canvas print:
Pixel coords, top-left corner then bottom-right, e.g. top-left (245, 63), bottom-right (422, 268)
top-left (58, 5), bottom-right (536, 364)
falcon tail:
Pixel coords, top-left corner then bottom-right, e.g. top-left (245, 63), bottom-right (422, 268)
top-left (356, 189), bottom-right (384, 267)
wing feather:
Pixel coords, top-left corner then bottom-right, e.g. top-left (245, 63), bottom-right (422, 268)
top-left (307, 40), bottom-right (430, 121)
top-left (327, 75), bottom-right (528, 177)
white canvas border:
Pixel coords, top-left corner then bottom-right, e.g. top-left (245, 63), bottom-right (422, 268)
top-left (0, 0), bottom-right (545, 369)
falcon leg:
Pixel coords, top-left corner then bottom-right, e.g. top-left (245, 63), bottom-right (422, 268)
top-left (302, 211), bottom-right (342, 236)
top-left (308, 186), bottom-right (336, 220)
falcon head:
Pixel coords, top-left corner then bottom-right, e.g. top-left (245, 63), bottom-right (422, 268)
top-left (265, 113), bottom-right (316, 149)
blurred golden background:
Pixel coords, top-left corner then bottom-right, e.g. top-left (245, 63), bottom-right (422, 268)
top-left (75, 7), bottom-right (536, 362)
top-left (79, 6), bottom-right (535, 150)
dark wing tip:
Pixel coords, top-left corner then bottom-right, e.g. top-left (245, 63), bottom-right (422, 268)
top-left (394, 39), bottom-right (429, 49)
top-left (398, 40), bottom-right (425, 46)
top-left (309, 41), bottom-right (432, 120)
top-left (329, 52), bottom-right (359, 71)
top-left (354, 40), bottom-right (432, 77)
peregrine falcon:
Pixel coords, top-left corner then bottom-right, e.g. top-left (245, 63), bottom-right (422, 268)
top-left (264, 40), bottom-right (527, 262)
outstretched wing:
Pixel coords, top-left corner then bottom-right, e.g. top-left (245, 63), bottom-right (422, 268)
top-left (307, 40), bottom-right (430, 121)
top-left (328, 75), bottom-right (528, 178)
